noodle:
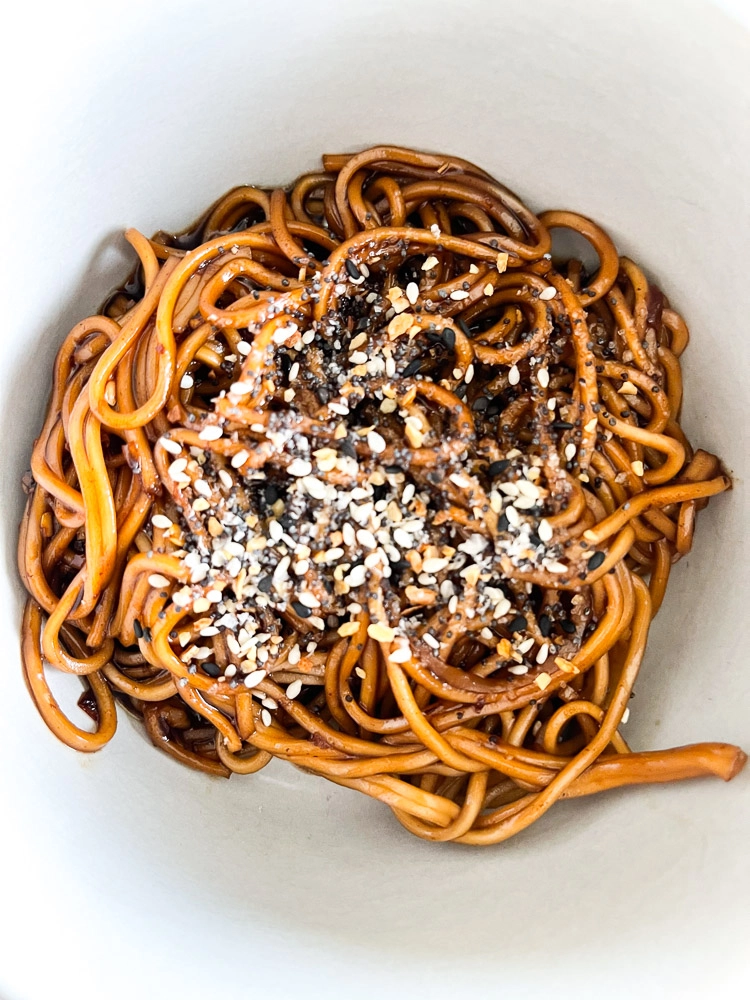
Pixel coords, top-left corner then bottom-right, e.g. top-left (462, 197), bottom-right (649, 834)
top-left (18, 145), bottom-right (745, 845)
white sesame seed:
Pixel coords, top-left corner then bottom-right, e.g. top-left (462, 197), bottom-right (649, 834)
top-left (545, 560), bottom-right (568, 574)
top-left (539, 286), bottom-right (557, 300)
top-left (508, 664), bottom-right (529, 675)
top-left (464, 363), bottom-right (475, 384)
top-left (367, 430), bottom-right (386, 454)
top-left (244, 669), bottom-right (266, 688)
top-left (297, 591), bottom-right (320, 609)
top-left (236, 341), bottom-right (251, 355)
top-left (289, 362), bottom-right (300, 380)
top-left (406, 282), bottom-right (419, 305)
top-left (231, 450), bottom-right (249, 468)
top-left (423, 632), bottom-right (440, 650)
top-left (199, 425), bottom-right (223, 441)
top-left (230, 380), bottom-right (253, 396)
top-left (159, 437), bottom-right (182, 455)
top-left (286, 679), bottom-right (303, 700)
top-left (167, 458), bottom-right (188, 478)
top-left (621, 708), bottom-right (630, 724)
top-left (180, 374), bottom-right (194, 389)
top-left (261, 709), bottom-right (273, 727)
top-left (218, 469), bottom-right (233, 489)
top-left (450, 289), bottom-right (469, 301)
top-left (193, 479), bottom-right (211, 498)
top-left (349, 351), bottom-right (368, 364)
top-left (564, 443), bottom-right (577, 462)
top-left (537, 368), bottom-right (550, 388)
top-left (151, 514), bottom-right (172, 530)
top-left (422, 256), bottom-right (438, 271)
top-left (538, 519), bottom-right (553, 543)
top-left (536, 643), bottom-right (550, 665)
top-left (288, 644), bottom-right (301, 665)
top-left (148, 573), bottom-right (170, 588)
top-left (517, 637), bottom-right (535, 654)
top-left (287, 458), bottom-right (313, 477)
top-left (356, 528), bottom-right (377, 550)
top-left (508, 364), bottom-right (520, 386)
top-left (505, 504), bottom-right (520, 527)
top-left (422, 557), bottom-right (449, 574)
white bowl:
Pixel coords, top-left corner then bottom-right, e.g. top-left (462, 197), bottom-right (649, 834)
top-left (1, 1), bottom-right (748, 997)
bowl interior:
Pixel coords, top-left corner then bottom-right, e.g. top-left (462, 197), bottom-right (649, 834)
top-left (1, 2), bottom-right (749, 998)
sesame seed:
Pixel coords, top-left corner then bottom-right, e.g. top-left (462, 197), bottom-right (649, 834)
top-left (148, 573), bottom-right (170, 588)
top-left (260, 709), bottom-right (273, 727)
top-left (286, 679), bottom-right (303, 700)
top-left (539, 286), bottom-right (556, 300)
top-left (367, 430), bottom-right (386, 454)
top-left (508, 364), bottom-right (520, 386)
top-left (288, 644), bottom-right (301, 665)
top-left (423, 633), bottom-right (440, 650)
top-left (199, 425), bottom-right (223, 441)
top-left (168, 458), bottom-right (188, 478)
top-left (537, 368), bottom-right (550, 388)
top-left (218, 469), bottom-right (233, 489)
top-left (508, 664), bottom-right (529, 675)
top-left (450, 289), bottom-right (469, 301)
top-left (422, 557), bottom-right (449, 573)
top-left (244, 669), bottom-right (266, 688)
top-left (621, 707), bottom-right (630, 724)
top-left (538, 519), bottom-right (553, 543)
top-left (464, 364), bottom-right (475, 383)
top-left (160, 436), bottom-right (182, 455)
top-left (231, 450), bottom-right (249, 468)
top-left (151, 514), bottom-right (172, 530)
top-left (536, 643), bottom-right (550, 664)
top-left (236, 341), bottom-right (251, 355)
top-left (517, 637), bottom-right (535, 654)
top-left (505, 504), bottom-right (520, 527)
top-left (287, 458), bottom-right (313, 477)
top-left (564, 443), bottom-right (577, 461)
top-left (180, 374), bottom-right (194, 389)
top-left (406, 282), bottom-right (419, 304)
top-left (422, 256), bottom-right (438, 270)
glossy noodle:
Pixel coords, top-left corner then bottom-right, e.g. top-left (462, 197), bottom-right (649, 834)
top-left (18, 146), bottom-right (745, 844)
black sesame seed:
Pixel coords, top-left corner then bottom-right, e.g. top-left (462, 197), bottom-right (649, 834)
top-left (292, 601), bottom-right (312, 618)
top-left (257, 575), bottom-right (273, 593)
top-left (442, 328), bottom-right (456, 349)
top-left (539, 614), bottom-right (552, 637)
top-left (403, 359), bottom-right (423, 377)
top-left (587, 551), bottom-right (606, 570)
top-left (498, 513), bottom-right (510, 531)
top-left (345, 259), bottom-right (362, 279)
top-left (472, 396), bottom-right (489, 412)
top-left (339, 439), bottom-right (357, 459)
top-left (133, 620), bottom-right (144, 639)
top-left (508, 615), bottom-right (527, 634)
top-left (202, 662), bottom-right (222, 678)
top-left (488, 459), bottom-right (510, 477)
top-left (560, 619), bottom-right (576, 634)
top-left (454, 383), bottom-right (468, 400)
top-left (552, 421), bottom-right (574, 430)
top-left (264, 483), bottom-right (279, 505)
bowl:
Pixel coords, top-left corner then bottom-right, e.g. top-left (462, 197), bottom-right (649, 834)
top-left (1, 1), bottom-right (748, 997)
